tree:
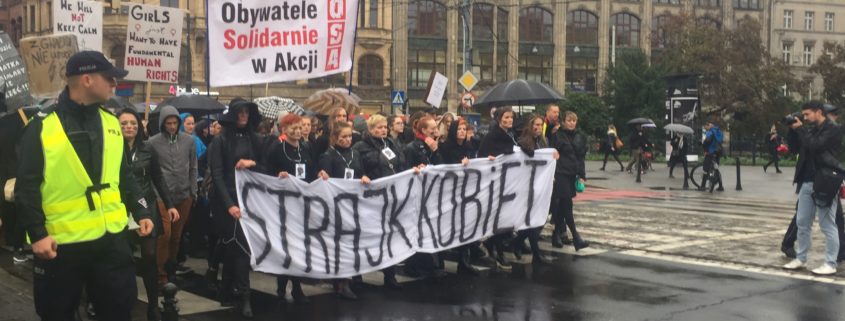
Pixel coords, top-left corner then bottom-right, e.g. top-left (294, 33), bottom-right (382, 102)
top-left (658, 15), bottom-right (801, 137)
top-left (603, 50), bottom-right (666, 138)
top-left (810, 42), bottom-right (845, 107)
top-left (561, 92), bottom-right (610, 139)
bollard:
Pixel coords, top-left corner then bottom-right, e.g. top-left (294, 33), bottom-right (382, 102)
top-left (161, 283), bottom-right (179, 321)
top-left (682, 158), bottom-right (690, 190)
top-left (735, 157), bottom-right (743, 191)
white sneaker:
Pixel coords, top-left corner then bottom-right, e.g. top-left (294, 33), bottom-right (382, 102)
top-left (783, 259), bottom-right (805, 270)
top-left (811, 264), bottom-right (837, 275)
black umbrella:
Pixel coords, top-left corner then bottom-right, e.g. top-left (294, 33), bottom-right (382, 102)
top-left (627, 118), bottom-right (655, 125)
top-left (103, 96), bottom-right (135, 112)
top-left (156, 95), bottom-right (225, 116)
top-left (473, 79), bottom-right (564, 108)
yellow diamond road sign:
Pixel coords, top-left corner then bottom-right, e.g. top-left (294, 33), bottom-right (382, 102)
top-left (459, 71), bottom-right (479, 91)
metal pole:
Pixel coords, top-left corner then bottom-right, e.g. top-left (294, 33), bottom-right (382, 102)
top-left (161, 283), bottom-right (179, 321)
top-left (611, 25), bottom-right (616, 66)
top-left (636, 152), bottom-right (642, 183)
top-left (735, 157), bottom-right (743, 191)
top-left (185, 12), bottom-right (192, 92)
top-left (682, 156), bottom-right (689, 190)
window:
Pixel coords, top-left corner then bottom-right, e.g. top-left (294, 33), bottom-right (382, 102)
top-left (408, 0), bottom-right (446, 37)
top-left (519, 6), bottom-right (553, 42)
top-left (28, 5), bottom-right (34, 32)
top-left (567, 10), bottom-right (598, 45)
top-left (358, 55), bottom-right (383, 86)
top-left (696, 16), bottom-right (721, 29)
top-left (782, 42), bottom-right (792, 64)
top-left (566, 56), bottom-right (597, 92)
top-left (783, 10), bottom-right (792, 29)
top-left (803, 44), bottom-right (814, 66)
top-left (160, 0), bottom-right (178, 8)
top-left (408, 49), bottom-right (446, 88)
top-left (308, 73), bottom-right (346, 85)
top-left (359, 1), bottom-right (366, 27)
top-left (471, 4), bottom-right (494, 40)
top-left (805, 11), bottom-right (814, 30)
top-left (518, 54), bottom-right (552, 84)
top-left (110, 44), bottom-right (125, 69)
top-left (369, 0), bottom-right (378, 28)
top-left (47, 2), bottom-right (51, 28)
top-left (497, 8), bottom-right (508, 82)
top-left (458, 3), bottom-right (496, 85)
top-left (653, 0), bottom-right (679, 4)
top-left (732, 0), bottom-right (759, 9)
top-left (825, 12), bottom-right (834, 32)
top-left (497, 7), bottom-right (508, 43)
top-left (652, 15), bottom-right (670, 49)
top-left (694, 0), bottom-right (720, 6)
top-left (611, 13), bottom-right (641, 48)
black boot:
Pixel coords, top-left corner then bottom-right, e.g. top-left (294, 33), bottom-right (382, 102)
top-left (205, 268), bottom-right (219, 294)
top-left (383, 274), bottom-right (402, 289)
top-left (532, 253), bottom-right (551, 265)
top-left (238, 291), bottom-right (254, 318)
top-left (336, 281), bottom-right (358, 300)
top-left (147, 304), bottom-right (161, 321)
top-left (551, 229), bottom-right (563, 248)
top-left (457, 247), bottom-right (480, 276)
top-left (291, 280), bottom-right (309, 304)
top-left (573, 233), bottom-right (590, 251)
top-left (512, 239), bottom-right (524, 260)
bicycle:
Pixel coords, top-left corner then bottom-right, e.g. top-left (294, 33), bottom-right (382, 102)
top-left (689, 161), bottom-right (724, 192)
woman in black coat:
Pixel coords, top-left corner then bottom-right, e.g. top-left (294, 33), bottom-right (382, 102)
top-left (601, 124), bottom-right (624, 171)
top-left (117, 108), bottom-right (177, 321)
top-left (352, 114), bottom-right (407, 288)
top-left (668, 134), bottom-right (689, 178)
top-left (476, 107), bottom-right (519, 270)
top-left (208, 98), bottom-right (265, 318)
top-left (764, 124), bottom-right (783, 173)
top-left (319, 121), bottom-right (370, 300)
top-left (264, 114), bottom-right (314, 304)
top-left (551, 111), bottom-right (590, 251)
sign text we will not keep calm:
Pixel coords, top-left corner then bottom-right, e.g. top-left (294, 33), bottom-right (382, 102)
top-left (53, 0), bottom-right (102, 51)
top-left (207, 0), bottom-right (358, 87)
top-left (236, 150), bottom-right (556, 279)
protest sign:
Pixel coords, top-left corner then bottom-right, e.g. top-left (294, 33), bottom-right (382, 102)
top-left (236, 149), bottom-right (556, 278)
top-left (124, 3), bottom-right (183, 83)
top-left (53, 0), bottom-right (103, 51)
top-left (19, 34), bottom-right (79, 97)
top-left (0, 32), bottom-right (32, 110)
top-left (207, 0), bottom-right (359, 87)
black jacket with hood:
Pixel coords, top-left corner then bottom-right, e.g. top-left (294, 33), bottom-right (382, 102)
top-left (440, 122), bottom-right (476, 164)
top-left (208, 98), bottom-right (266, 211)
top-left (353, 133), bottom-right (407, 180)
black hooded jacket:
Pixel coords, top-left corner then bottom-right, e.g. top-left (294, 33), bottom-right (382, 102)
top-left (319, 145), bottom-right (365, 179)
top-left (208, 98), bottom-right (265, 209)
top-left (353, 133), bottom-right (406, 180)
top-left (440, 122), bottom-right (476, 164)
top-left (554, 129), bottom-right (588, 179)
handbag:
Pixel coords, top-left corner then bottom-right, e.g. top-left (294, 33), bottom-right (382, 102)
top-left (776, 144), bottom-right (789, 156)
top-left (614, 137), bottom-right (624, 150)
top-left (813, 167), bottom-right (845, 207)
top-left (574, 177), bottom-right (585, 193)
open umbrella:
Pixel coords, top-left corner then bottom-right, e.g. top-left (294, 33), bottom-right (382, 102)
top-left (627, 118), bottom-right (655, 125)
top-left (103, 96), bottom-right (135, 112)
top-left (303, 88), bottom-right (361, 115)
top-left (473, 79), bottom-right (564, 108)
top-left (254, 96), bottom-right (305, 119)
top-left (157, 95), bottom-right (226, 116)
top-left (664, 123), bottom-right (694, 135)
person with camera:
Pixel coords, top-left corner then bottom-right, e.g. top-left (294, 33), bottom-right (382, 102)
top-left (781, 102), bottom-right (842, 275)
top-left (700, 120), bottom-right (724, 191)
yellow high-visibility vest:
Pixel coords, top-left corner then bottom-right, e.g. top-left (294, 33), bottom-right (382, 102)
top-left (39, 108), bottom-right (128, 244)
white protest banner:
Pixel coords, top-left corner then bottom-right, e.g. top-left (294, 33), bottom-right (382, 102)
top-left (207, 0), bottom-right (359, 87)
top-left (236, 149), bottom-right (556, 279)
top-left (19, 34), bottom-right (79, 97)
top-left (124, 4), bottom-right (183, 83)
top-left (53, 0), bottom-right (103, 51)
top-left (0, 32), bottom-right (32, 111)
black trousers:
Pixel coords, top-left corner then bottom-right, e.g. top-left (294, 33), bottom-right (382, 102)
top-left (781, 199), bottom-right (845, 259)
top-left (212, 198), bottom-right (251, 297)
top-left (602, 149), bottom-right (623, 170)
top-left (0, 200), bottom-right (25, 248)
top-left (764, 152), bottom-right (780, 171)
top-left (33, 232), bottom-right (137, 321)
top-left (551, 175), bottom-right (579, 236)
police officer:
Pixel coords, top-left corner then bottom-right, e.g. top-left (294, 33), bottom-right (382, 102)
top-left (15, 51), bottom-right (154, 321)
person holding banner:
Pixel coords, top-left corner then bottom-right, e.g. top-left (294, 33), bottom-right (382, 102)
top-left (208, 98), bottom-right (265, 318)
top-left (117, 108), bottom-right (175, 321)
top-left (551, 111), bottom-right (590, 251)
top-left (314, 107), bottom-right (351, 159)
top-left (264, 113), bottom-right (313, 304)
top-left (318, 121), bottom-right (370, 300)
top-left (512, 114), bottom-right (559, 264)
top-left (353, 114), bottom-right (408, 288)
top-left (477, 107), bottom-right (520, 271)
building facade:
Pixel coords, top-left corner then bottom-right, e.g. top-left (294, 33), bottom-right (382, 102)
top-left (770, 0), bottom-right (845, 100)
top-left (1, 0), bottom-right (24, 46)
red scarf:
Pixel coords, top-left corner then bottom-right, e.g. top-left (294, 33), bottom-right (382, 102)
top-left (415, 131), bottom-right (428, 142)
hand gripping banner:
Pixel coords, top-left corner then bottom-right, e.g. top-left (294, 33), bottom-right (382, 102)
top-left (235, 149), bottom-right (556, 279)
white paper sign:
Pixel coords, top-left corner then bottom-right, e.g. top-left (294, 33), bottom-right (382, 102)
top-left (53, 0), bottom-right (103, 51)
top-left (124, 4), bottom-right (184, 83)
top-left (426, 72), bottom-right (447, 108)
top-left (207, 0), bottom-right (359, 87)
top-left (236, 150), bottom-right (556, 278)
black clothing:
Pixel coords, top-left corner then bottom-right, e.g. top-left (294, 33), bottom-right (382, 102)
top-left (352, 134), bottom-right (406, 180)
top-left (788, 119), bottom-right (842, 189)
top-left (477, 125), bottom-right (517, 158)
top-left (127, 141), bottom-right (173, 236)
top-left (404, 138), bottom-right (444, 167)
top-left (668, 135), bottom-right (689, 176)
top-left (553, 129), bottom-right (587, 179)
top-left (319, 146), bottom-right (365, 179)
top-left (33, 232), bottom-right (137, 321)
top-left (16, 88), bottom-right (151, 243)
top-left (764, 132), bottom-right (782, 172)
top-left (265, 139), bottom-right (318, 182)
top-left (440, 122), bottom-right (476, 164)
top-left (208, 128), bottom-right (265, 211)
top-left (628, 130), bottom-right (646, 151)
